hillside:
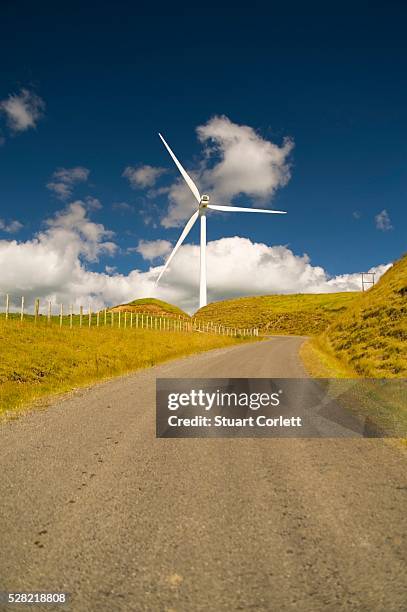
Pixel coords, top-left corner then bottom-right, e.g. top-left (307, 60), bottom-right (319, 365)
top-left (318, 254), bottom-right (407, 377)
top-left (195, 293), bottom-right (359, 336)
top-left (110, 297), bottom-right (189, 318)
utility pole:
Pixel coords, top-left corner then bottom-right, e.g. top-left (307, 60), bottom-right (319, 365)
top-left (361, 272), bottom-right (375, 292)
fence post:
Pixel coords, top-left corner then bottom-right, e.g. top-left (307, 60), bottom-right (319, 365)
top-left (118, 311), bottom-right (121, 328)
top-left (104, 308), bottom-right (107, 326)
top-left (20, 296), bottom-right (24, 321)
top-left (130, 312), bottom-right (133, 328)
top-left (124, 312), bottom-right (127, 329)
top-left (111, 311), bottom-right (114, 327)
top-left (136, 313), bottom-right (139, 329)
top-left (97, 311), bottom-right (100, 327)
top-left (48, 300), bottom-right (52, 324)
top-left (5, 294), bottom-right (9, 320)
top-left (34, 298), bottom-right (39, 322)
top-left (79, 306), bottom-right (83, 327)
top-left (70, 304), bottom-right (73, 328)
top-left (141, 314), bottom-right (144, 329)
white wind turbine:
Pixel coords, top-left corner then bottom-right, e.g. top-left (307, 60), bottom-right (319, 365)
top-left (155, 133), bottom-right (287, 309)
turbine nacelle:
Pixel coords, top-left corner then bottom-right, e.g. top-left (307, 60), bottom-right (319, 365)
top-left (200, 195), bottom-right (210, 209)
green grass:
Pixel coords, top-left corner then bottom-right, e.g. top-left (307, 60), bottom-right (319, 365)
top-left (112, 297), bottom-right (189, 318)
top-left (316, 253), bottom-right (407, 378)
top-left (0, 318), bottom-right (246, 417)
top-left (195, 292), bottom-right (359, 335)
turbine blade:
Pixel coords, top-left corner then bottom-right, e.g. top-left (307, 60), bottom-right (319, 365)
top-left (155, 210), bottom-right (199, 285)
top-left (207, 204), bottom-right (287, 214)
top-left (158, 133), bottom-right (201, 204)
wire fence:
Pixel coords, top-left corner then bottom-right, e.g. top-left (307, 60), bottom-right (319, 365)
top-left (0, 295), bottom-right (259, 338)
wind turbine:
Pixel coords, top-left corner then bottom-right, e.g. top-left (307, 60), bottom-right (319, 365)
top-left (155, 133), bottom-right (287, 309)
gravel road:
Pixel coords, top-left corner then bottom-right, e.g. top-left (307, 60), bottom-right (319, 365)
top-left (0, 337), bottom-right (406, 611)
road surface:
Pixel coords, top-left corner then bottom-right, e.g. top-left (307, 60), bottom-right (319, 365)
top-left (0, 337), bottom-right (406, 611)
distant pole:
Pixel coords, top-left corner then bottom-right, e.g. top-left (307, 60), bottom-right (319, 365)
top-left (48, 300), bottom-right (52, 323)
top-left (80, 306), bottom-right (83, 327)
top-left (20, 296), bottom-right (24, 321)
top-left (361, 272), bottom-right (375, 292)
top-left (5, 294), bottom-right (9, 320)
top-left (34, 298), bottom-right (39, 322)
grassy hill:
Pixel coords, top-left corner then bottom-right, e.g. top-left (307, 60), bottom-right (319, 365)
top-left (315, 254), bottom-right (407, 378)
top-left (110, 297), bottom-right (189, 318)
top-left (195, 292), bottom-right (359, 335)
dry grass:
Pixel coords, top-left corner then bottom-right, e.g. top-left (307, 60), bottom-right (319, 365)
top-left (0, 319), bottom-right (246, 417)
top-left (317, 254), bottom-right (407, 378)
top-left (111, 297), bottom-right (189, 318)
top-left (195, 292), bottom-right (359, 335)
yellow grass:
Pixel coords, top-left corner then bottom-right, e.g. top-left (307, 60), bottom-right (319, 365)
top-left (195, 292), bottom-right (359, 335)
top-left (317, 253), bottom-right (407, 378)
top-left (300, 336), bottom-right (357, 378)
top-left (0, 319), bottom-right (246, 417)
top-left (111, 297), bottom-right (189, 318)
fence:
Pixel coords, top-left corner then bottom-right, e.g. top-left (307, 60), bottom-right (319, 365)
top-left (0, 295), bottom-right (259, 338)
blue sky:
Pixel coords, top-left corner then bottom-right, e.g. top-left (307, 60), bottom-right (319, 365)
top-left (0, 2), bottom-right (406, 311)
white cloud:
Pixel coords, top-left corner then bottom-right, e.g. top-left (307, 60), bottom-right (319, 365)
top-left (47, 166), bottom-right (90, 200)
top-left (375, 209), bottom-right (393, 231)
top-left (162, 115), bottom-right (294, 227)
top-left (112, 201), bottom-right (134, 213)
top-left (0, 88), bottom-right (45, 133)
top-left (0, 205), bottom-right (390, 314)
top-left (123, 165), bottom-right (166, 189)
top-left (151, 238), bottom-right (391, 310)
top-left (105, 265), bottom-right (117, 274)
top-left (85, 196), bottom-right (102, 210)
top-left (135, 239), bottom-right (172, 261)
top-left (0, 219), bottom-right (23, 234)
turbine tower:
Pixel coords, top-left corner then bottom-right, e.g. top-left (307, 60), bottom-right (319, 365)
top-left (156, 133), bottom-right (287, 309)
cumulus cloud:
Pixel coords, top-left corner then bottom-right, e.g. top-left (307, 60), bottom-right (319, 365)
top-left (135, 239), bottom-right (172, 261)
top-left (151, 238), bottom-right (390, 311)
top-left (0, 219), bottom-right (23, 234)
top-left (47, 167), bottom-right (90, 200)
top-left (0, 88), bottom-right (45, 133)
top-left (0, 204), bottom-right (390, 314)
top-left (123, 165), bottom-right (166, 189)
top-left (375, 209), bottom-right (393, 231)
top-left (162, 115), bottom-right (294, 227)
